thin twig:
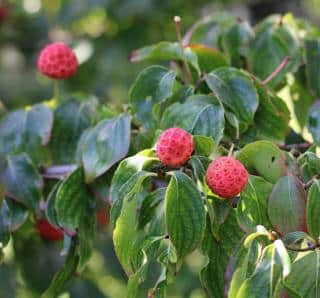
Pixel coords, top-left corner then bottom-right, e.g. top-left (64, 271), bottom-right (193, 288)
top-left (40, 164), bottom-right (77, 179)
top-left (262, 56), bottom-right (290, 85)
top-left (278, 142), bottom-right (311, 150)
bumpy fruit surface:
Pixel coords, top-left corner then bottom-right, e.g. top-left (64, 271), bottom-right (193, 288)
top-left (37, 42), bottom-right (78, 79)
top-left (206, 156), bottom-right (248, 198)
top-left (36, 219), bottom-right (64, 242)
top-left (156, 127), bottom-right (194, 168)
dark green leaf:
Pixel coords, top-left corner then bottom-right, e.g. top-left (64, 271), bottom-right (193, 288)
top-left (237, 175), bottom-right (273, 233)
top-left (130, 41), bottom-right (200, 74)
top-left (306, 180), bottom-right (320, 239)
top-left (161, 94), bottom-right (225, 143)
top-left (0, 154), bottom-right (42, 213)
top-left (129, 66), bottom-right (176, 130)
top-left (0, 104), bottom-right (53, 164)
top-left (50, 98), bottom-right (97, 164)
top-left (45, 181), bottom-right (61, 228)
top-left (237, 240), bottom-right (291, 298)
top-left (200, 211), bottom-right (244, 298)
top-left (305, 39), bottom-right (320, 97)
top-left (81, 113), bottom-right (131, 183)
top-left (308, 101), bottom-right (320, 144)
top-left (6, 199), bottom-right (28, 231)
top-left (42, 236), bottom-right (80, 298)
top-left (237, 140), bottom-right (287, 183)
top-left (284, 250), bottom-right (320, 297)
top-left (205, 67), bottom-right (259, 132)
top-left (248, 15), bottom-right (300, 87)
top-left (268, 176), bottom-right (307, 235)
top-left (0, 201), bottom-right (10, 248)
top-left (165, 171), bottom-right (206, 259)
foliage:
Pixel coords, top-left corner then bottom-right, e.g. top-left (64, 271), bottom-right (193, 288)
top-left (2, 3), bottom-right (320, 298)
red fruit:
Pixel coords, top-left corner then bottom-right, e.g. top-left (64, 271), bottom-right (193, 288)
top-left (36, 219), bottom-right (64, 242)
top-left (206, 156), bottom-right (248, 199)
top-left (0, 5), bottom-right (9, 23)
top-left (96, 209), bottom-right (109, 229)
top-left (156, 127), bottom-right (194, 168)
top-left (37, 42), bottom-right (78, 79)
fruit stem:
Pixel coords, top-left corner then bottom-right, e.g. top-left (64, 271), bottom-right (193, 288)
top-left (54, 80), bottom-right (60, 101)
top-left (228, 143), bottom-right (235, 156)
top-left (262, 56), bottom-right (290, 85)
top-left (174, 16), bottom-right (192, 83)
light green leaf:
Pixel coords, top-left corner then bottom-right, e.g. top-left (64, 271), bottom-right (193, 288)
top-left (305, 39), bottom-right (320, 97)
top-left (307, 180), bottom-right (320, 239)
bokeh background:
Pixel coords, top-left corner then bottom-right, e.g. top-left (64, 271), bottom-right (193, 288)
top-left (0, 0), bottom-right (319, 297)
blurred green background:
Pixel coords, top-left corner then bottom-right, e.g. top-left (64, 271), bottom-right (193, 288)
top-left (0, 0), bottom-right (319, 297)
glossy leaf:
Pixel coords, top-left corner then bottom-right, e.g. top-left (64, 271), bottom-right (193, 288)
top-left (0, 154), bottom-right (42, 213)
top-left (237, 240), bottom-right (291, 298)
top-left (248, 15), bottom-right (300, 87)
top-left (308, 101), bottom-right (320, 144)
top-left (161, 94), bottom-right (225, 143)
top-left (306, 180), bottom-right (320, 239)
top-left (237, 175), bottom-right (273, 233)
top-left (45, 181), bottom-right (61, 228)
top-left (200, 211), bottom-right (244, 298)
top-left (268, 176), bottom-right (307, 235)
top-left (50, 98), bottom-right (97, 164)
top-left (205, 67), bottom-right (259, 132)
top-left (165, 171), bottom-right (206, 259)
top-left (129, 66), bottom-right (176, 130)
top-left (130, 41), bottom-right (200, 74)
top-left (305, 39), bottom-right (320, 97)
top-left (237, 140), bottom-right (287, 183)
top-left (0, 104), bottom-right (53, 164)
top-left (6, 199), bottom-right (28, 231)
top-left (0, 200), bottom-right (10, 248)
top-left (81, 113), bottom-right (131, 183)
top-left (284, 250), bottom-right (320, 297)
top-left (193, 135), bottom-right (216, 157)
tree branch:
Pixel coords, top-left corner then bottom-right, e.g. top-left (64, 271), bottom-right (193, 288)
top-left (262, 56), bottom-right (290, 85)
top-left (285, 243), bottom-right (318, 252)
top-left (40, 164), bottom-right (77, 179)
top-left (278, 142), bottom-right (311, 150)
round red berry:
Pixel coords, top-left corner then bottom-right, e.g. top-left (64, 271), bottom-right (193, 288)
top-left (37, 42), bottom-right (78, 79)
top-left (206, 156), bottom-right (248, 199)
top-left (36, 219), bottom-right (64, 242)
top-left (156, 127), bottom-right (194, 168)
top-left (0, 4), bottom-right (9, 23)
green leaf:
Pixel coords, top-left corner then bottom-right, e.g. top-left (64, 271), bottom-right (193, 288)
top-left (248, 15), bottom-right (300, 87)
top-left (0, 154), bottom-right (42, 213)
top-left (237, 240), bottom-right (291, 298)
top-left (0, 200), bottom-right (10, 248)
top-left (129, 66), bottom-right (176, 130)
top-left (200, 211), bottom-right (244, 298)
top-left (188, 155), bottom-right (210, 188)
top-left (245, 82), bottom-right (290, 142)
top-left (6, 199), bottom-right (28, 231)
top-left (205, 67), bottom-right (259, 132)
top-left (50, 98), bottom-right (97, 164)
top-left (165, 171), bottom-right (206, 259)
top-left (138, 188), bottom-right (165, 229)
top-left (193, 135), bottom-right (216, 157)
top-left (237, 140), bottom-right (287, 183)
top-left (187, 44), bottom-right (229, 72)
top-left (42, 236), bottom-right (80, 298)
top-left (284, 250), bottom-right (320, 297)
top-left (305, 39), bottom-right (320, 97)
top-left (308, 101), bottom-right (320, 144)
top-left (0, 104), bottom-right (53, 164)
top-left (227, 240), bottom-right (262, 298)
top-left (81, 114), bottom-right (131, 183)
top-left (161, 94), bottom-right (225, 143)
top-left (55, 168), bottom-right (94, 233)
top-left (110, 150), bottom-right (158, 225)
top-left (129, 41), bottom-right (200, 74)
top-left (306, 180), bottom-right (320, 239)
top-left (268, 176), bottom-right (307, 235)
top-left (237, 175), bottom-right (273, 233)
top-left (45, 181), bottom-right (61, 228)
top-left (113, 194), bottom-right (139, 276)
